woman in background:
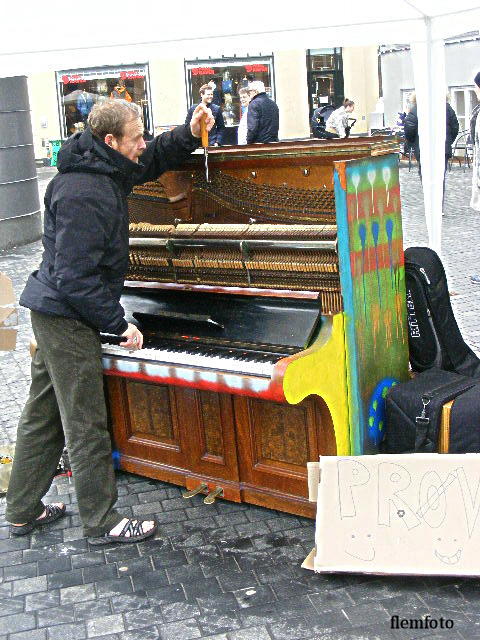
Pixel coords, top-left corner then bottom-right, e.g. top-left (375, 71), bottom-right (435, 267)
top-left (325, 99), bottom-right (355, 138)
top-left (237, 87), bottom-right (251, 145)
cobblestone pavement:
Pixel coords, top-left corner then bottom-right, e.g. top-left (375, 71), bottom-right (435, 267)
top-left (0, 165), bottom-right (480, 640)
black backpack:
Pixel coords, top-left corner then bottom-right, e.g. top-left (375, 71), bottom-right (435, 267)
top-left (404, 246), bottom-right (480, 378)
top-left (311, 104), bottom-right (335, 138)
top-left (384, 367), bottom-right (477, 453)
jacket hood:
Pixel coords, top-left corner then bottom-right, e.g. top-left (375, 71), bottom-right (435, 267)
top-left (56, 128), bottom-right (141, 180)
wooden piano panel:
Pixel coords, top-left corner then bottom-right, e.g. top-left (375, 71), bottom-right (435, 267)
top-left (106, 378), bottom-right (240, 498)
top-left (126, 381), bottom-right (178, 444)
top-left (106, 378), bottom-right (189, 485)
top-left (234, 395), bottom-right (336, 516)
top-left (105, 376), bottom-right (337, 518)
top-left (175, 389), bottom-right (239, 485)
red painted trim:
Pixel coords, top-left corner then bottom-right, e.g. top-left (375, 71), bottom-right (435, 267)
top-left (103, 364), bottom-right (286, 403)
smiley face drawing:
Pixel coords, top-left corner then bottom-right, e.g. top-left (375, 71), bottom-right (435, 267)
top-left (344, 532), bottom-right (375, 562)
top-left (434, 537), bottom-right (462, 565)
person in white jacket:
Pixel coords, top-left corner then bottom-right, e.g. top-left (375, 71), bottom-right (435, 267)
top-left (325, 99), bottom-right (355, 138)
top-left (237, 87), bottom-right (251, 145)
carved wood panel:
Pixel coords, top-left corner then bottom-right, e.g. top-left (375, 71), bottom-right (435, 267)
top-left (176, 388), bottom-right (239, 482)
top-left (105, 377), bottom-right (187, 471)
top-left (234, 394), bottom-right (336, 499)
top-left (125, 381), bottom-right (176, 443)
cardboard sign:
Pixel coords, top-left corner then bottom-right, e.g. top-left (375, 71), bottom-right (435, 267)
top-left (307, 454), bottom-right (480, 576)
top-left (0, 272), bottom-right (17, 351)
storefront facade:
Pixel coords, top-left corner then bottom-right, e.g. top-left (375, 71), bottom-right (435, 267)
top-left (27, 45), bottom-right (379, 161)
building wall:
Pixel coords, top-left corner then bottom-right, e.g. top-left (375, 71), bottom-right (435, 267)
top-left (149, 57), bottom-right (187, 131)
top-left (342, 46), bottom-right (380, 135)
top-left (273, 49), bottom-right (310, 139)
top-left (27, 72), bottom-right (61, 160)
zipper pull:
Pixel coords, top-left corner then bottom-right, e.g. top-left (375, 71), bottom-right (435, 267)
top-left (415, 394), bottom-right (431, 425)
top-left (419, 267), bottom-right (431, 285)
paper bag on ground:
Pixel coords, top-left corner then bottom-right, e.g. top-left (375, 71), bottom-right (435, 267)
top-left (0, 272), bottom-right (17, 350)
top-left (310, 453), bottom-right (480, 576)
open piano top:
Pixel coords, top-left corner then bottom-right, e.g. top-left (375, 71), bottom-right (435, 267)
top-left (103, 136), bottom-right (401, 398)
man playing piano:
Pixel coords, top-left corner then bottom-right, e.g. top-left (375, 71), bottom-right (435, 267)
top-left (5, 99), bottom-right (214, 545)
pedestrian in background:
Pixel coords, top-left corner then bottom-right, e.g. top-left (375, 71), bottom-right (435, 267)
top-left (208, 77), bottom-right (223, 107)
top-left (186, 84), bottom-right (225, 146)
top-left (246, 81), bottom-right (279, 144)
top-left (325, 99), bottom-right (355, 138)
top-left (237, 87), bottom-right (250, 145)
top-left (404, 91), bottom-right (459, 212)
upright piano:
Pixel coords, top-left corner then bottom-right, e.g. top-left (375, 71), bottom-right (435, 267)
top-left (103, 137), bottom-right (409, 517)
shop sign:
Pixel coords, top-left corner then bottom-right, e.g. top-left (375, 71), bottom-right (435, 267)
top-left (245, 64), bottom-right (268, 73)
top-left (120, 70), bottom-right (145, 80)
top-left (62, 74), bottom-right (86, 84)
top-left (191, 67), bottom-right (215, 76)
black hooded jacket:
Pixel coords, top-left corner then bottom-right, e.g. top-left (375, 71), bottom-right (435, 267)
top-left (20, 125), bottom-right (198, 334)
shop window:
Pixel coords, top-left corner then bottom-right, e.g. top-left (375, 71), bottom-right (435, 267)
top-left (306, 49), bottom-right (343, 120)
top-left (56, 65), bottom-right (151, 139)
top-left (185, 57), bottom-right (274, 129)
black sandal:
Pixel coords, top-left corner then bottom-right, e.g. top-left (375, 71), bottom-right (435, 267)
top-left (10, 503), bottom-right (67, 537)
top-left (88, 518), bottom-right (157, 545)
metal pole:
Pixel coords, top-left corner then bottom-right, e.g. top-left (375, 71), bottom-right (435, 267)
top-left (0, 76), bottom-right (41, 250)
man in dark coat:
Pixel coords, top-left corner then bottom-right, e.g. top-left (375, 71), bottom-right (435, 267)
top-left (404, 96), bottom-right (459, 211)
top-left (404, 98), bottom-right (459, 176)
top-left (185, 84), bottom-right (225, 145)
top-left (246, 81), bottom-right (279, 144)
top-left (5, 99), bottom-right (214, 545)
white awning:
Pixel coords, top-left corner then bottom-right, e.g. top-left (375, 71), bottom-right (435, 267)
top-left (2, 0), bottom-right (480, 253)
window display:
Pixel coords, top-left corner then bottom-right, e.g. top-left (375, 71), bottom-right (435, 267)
top-left (185, 57), bottom-right (274, 129)
top-left (56, 65), bottom-right (151, 139)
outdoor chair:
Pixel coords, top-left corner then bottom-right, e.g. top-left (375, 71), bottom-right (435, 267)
top-left (450, 129), bottom-right (473, 172)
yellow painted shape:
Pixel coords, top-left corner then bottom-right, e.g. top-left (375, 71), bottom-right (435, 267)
top-left (282, 313), bottom-right (350, 455)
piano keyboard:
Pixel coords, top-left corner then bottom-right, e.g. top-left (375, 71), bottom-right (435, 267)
top-left (101, 343), bottom-right (283, 377)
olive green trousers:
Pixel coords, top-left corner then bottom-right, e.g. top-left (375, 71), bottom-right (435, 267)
top-left (6, 310), bottom-right (122, 537)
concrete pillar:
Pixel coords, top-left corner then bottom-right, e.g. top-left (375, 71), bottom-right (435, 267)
top-left (0, 76), bottom-right (42, 250)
